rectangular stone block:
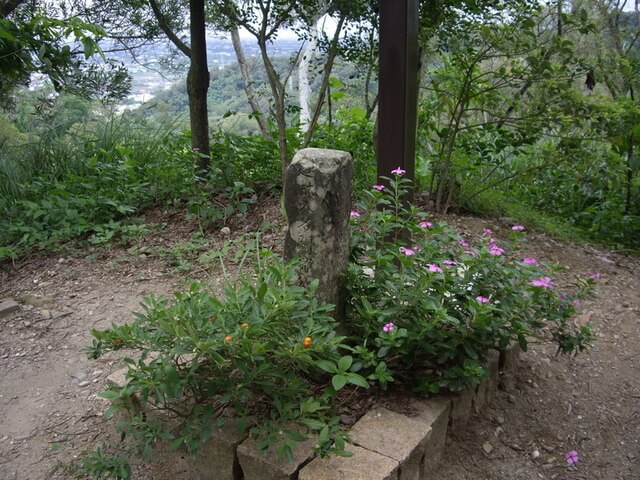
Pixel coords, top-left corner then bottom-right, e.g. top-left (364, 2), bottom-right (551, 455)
top-left (193, 417), bottom-right (251, 480)
top-left (299, 444), bottom-right (398, 480)
top-left (499, 342), bottom-right (521, 390)
top-left (237, 432), bottom-right (316, 480)
top-left (349, 407), bottom-right (431, 480)
top-left (474, 350), bottom-right (500, 413)
top-left (414, 398), bottom-right (450, 478)
top-left (448, 388), bottom-right (474, 432)
top-left (0, 299), bottom-right (19, 318)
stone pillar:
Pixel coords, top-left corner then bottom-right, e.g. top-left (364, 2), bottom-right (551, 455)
top-left (284, 148), bottom-right (353, 320)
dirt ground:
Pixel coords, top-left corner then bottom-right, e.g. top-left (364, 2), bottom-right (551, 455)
top-left (0, 204), bottom-right (638, 480)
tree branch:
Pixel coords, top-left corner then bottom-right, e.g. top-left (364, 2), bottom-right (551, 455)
top-left (147, 0), bottom-right (191, 58)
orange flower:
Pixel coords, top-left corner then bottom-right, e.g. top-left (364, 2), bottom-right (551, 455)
top-left (303, 336), bottom-right (312, 348)
top-left (241, 323), bottom-right (249, 328)
top-left (224, 335), bottom-right (233, 342)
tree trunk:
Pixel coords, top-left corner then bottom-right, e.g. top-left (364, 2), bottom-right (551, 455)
top-left (230, 26), bottom-right (271, 139)
top-left (257, 37), bottom-right (288, 178)
top-left (298, 14), bottom-right (321, 132)
top-left (188, 0), bottom-right (210, 178)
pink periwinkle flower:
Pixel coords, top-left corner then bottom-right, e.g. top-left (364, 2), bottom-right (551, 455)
top-left (464, 250), bottom-right (478, 257)
top-left (489, 246), bottom-right (505, 256)
top-left (459, 240), bottom-right (470, 247)
top-left (427, 263), bottom-right (443, 273)
top-left (565, 450), bottom-right (579, 465)
top-left (443, 259), bottom-right (457, 267)
top-left (419, 221), bottom-right (433, 228)
top-left (531, 276), bottom-right (554, 288)
top-left (350, 210), bottom-right (361, 218)
top-left (572, 299), bottom-right (581, 307)
top-left (482, 228), bottom-right (494, 236)
top-left (382, 322), bottom-right (395, 333)
top-left (523, 257), bottom-right (538, 265)
top-left (373, 184), bottom-right (385, 191)
top-left (476, 295), bottom-right (490, 303)
top-left (512, 225), bottom-right (525, 231)
top-left (391, 167), bottom-right (406, 175)
top-left (590, 272), bottom-right (601, 280)
top-left (400, 247), bottom-right (415, 256)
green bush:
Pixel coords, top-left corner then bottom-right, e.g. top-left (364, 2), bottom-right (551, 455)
top-left (86, 172), bottom-right (595, 470)
top-left (347, 171), bottom-right (596, 394)
top-left (88, 255), bottom-right (363, 461)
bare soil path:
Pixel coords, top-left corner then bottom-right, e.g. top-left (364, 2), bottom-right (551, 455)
top-left (0, 208), bottom-right (638, 480)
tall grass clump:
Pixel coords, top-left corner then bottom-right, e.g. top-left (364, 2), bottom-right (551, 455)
top-left (0, 116), bottom-right (195, 260)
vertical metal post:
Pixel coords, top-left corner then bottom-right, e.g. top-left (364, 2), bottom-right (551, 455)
top-left (377, 0), bottom-right (419, 199)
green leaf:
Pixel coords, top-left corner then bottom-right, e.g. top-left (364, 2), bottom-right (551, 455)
top-left (98, 389), bottom-right (121, 400)
top-left (314, 360), bottom-right (336, 374)
top-left (337, 355), bottom-right (353, 372)
top-left (345, 372), bottom-right (369, 388)
top-left (169, 437), bottom-right (184, 451)
top-left (331, 374), bottom-right (348, 391)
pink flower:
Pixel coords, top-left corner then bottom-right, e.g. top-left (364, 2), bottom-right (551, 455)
top-left (350, 211), bottom-right (361, 218)
top-left (382, 322), bottom-right (395, 333)
top-left (565, 450), bottom-right (579, 465)
top-left (427, 264), bottom-right (443, 273)
top-left (523, 257), bottom-right (538, 265)
top-left (482, 228), bottom-right (494, 236)
top-left (476, 295), bottom-right (490, 303)
top-left (373, 184), bottom-right (385, 191)
top-left (419, 221), bottom-right (432, 228)
top-left (512, 225), bottom-right (525, 231)
top-left (572, 299), bottom-right (581, 307)
top-left (459, 240), bottom-right (470, 247)
top-left (400, 247), bottom-right (415, 256)
top-left (489, 246), bottom-right (505, 256)
top-left (531, 276), bottom-right (554, 288)
top-left (391, 167), bottom-right (406, 175)
top-left (590, 272), bottom-right (601, 280)
top-left (464, 250), bottom-right (478, 257)
top-left (443, 259), bottom-right (457, 267)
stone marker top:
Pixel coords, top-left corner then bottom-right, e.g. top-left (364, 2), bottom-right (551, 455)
top-left (349, 407), bottom-right (432, 463)
top-left (284, 148), bottom-right (353, 320)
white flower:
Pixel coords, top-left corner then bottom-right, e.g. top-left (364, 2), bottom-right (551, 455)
top-left (363, 267), bottom-right (375, 278)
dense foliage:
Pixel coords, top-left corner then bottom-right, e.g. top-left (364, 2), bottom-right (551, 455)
top-left (84, 173), bottom-right (595, 477)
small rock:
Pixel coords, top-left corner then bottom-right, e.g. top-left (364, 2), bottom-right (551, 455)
top-left (531, 449), bottom-right (541, 459)
top-left (496, 416), bottom-right (505, 425)
top-left (220, 226), bottom-right (231, 236)
top-left (482, 442), bottom-right (493, 454)
top-left (71, 373), bottom-right (88, 382)
top-left (78, 381), bottom-right (90, 387)
top-left (58, 258), bottom-right (66, 264)
top-left (508, 394), bottom-right (516, 404)
top-left (543, 445), bottom-right (555, 453)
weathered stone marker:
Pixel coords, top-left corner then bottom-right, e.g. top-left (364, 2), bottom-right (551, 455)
top-left (284, 148), bottom-right (353, 320)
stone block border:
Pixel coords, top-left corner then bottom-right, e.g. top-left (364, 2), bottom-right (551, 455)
top-left (105, 345), bottom-right (519, 480)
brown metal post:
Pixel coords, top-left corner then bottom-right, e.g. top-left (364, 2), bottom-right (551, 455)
top-left (377, 0), bottom-right (419, 199)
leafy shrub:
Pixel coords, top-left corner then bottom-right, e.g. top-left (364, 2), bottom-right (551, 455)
top-left (347, 171), bottom-right (596, 394)
top-left (86, 172), bottom-right (595, 468)
top-left (88, 255), bottom-right (364, 461)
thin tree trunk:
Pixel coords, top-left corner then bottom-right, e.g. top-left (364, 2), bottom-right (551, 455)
top-left (257, 37), bottom-right (288, 178)
top-left (302, 14), bottom-right (346, 147)
top-left (298, 14), bottom-right (321, 132)
top-left (231, 26), bottom-right (271, 139)
top-left (188, 0), bottom-right (210, 177)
